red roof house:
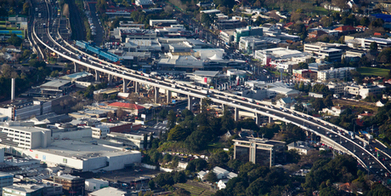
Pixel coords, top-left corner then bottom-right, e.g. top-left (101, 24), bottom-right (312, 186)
top-left (308, 30), bottom-right (328, 39)
top-left (334, 25), bottom-right (356, 34)
top-left (108, 102), bottom-right (145, 115)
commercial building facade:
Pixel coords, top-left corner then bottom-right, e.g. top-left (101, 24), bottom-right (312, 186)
top-left (233, 138), bottom-right (285, 167)
top-left (304, 42), bottom-right (342, 62)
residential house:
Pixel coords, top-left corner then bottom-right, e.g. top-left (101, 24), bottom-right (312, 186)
top-left (308, 30), bottom-right (328, 39)
top-left (344, 84), bottom-right (386, 99)
top-left (198, 171), bottom-right (208, 181)
top-left (334, 25), bottom-right (356, 34)
top-left (322, 105), bottom-right (345, 116)
top-left (358, 111), bottom-right (373, 119)
top-left (107, 102), bottom-right (145, 115)
top-left (287, 141), bottom-right (314, 155)
top-left (376, 100), bottom-right (386, 107)
top-left (213, 166), bottom-right (230, 180)
top-left (276, 97), bottom-right (296, 108)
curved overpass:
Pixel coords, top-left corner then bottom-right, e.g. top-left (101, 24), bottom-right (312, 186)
top-left (31, 0), bottom-right (391, 178)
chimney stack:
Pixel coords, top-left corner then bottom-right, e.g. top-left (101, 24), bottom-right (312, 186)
top-left (11, 78), bottom-right (15, 102)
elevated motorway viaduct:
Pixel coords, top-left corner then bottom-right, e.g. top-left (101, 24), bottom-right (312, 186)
top-left (30, 0), bottom-right (391, 182)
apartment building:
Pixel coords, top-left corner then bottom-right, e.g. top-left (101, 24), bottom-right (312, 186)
top-left (317, 67), bottom-right (356, 81)
top-left (344, 84), bottom-right (386, 99)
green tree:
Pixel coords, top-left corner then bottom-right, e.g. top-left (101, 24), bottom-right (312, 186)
top-left (22, 2), bottom-right (30, 15)
top-left (311, 98), bottom-right (326, 111)
top-left (148, 180), bottom-right (155, 189)
top-left (360, 17), bottom-right (370, 26)
top-left (185, 127), bottom-right (211, 151)
top-left (209, 151), bottom-right (229, 166)
top-left (167, 125), bottom-right (190, 141)
top-left (167, 110), bottom-right (177, 130)
top-left (206, 171), bottom-right (218, 183)
top-left (366, 183), bottom-right (391, 196)
top-left (158, 109), bottom-right (168, 119)
top-left (323, 94), bottom-right (334, 107)
top-left (245, 178), bottom-right (270, 195)
top-left (201, 13), bottom-right (212, 27)
top-left (7, 34), bottom-right (22, 46)
top-left (173, 171), bottom-right (187, 183)
top-left (221, 106), bottom-right (235, 132)
top-left (369, 42), bottom-right (378, 52)
top-left (319, 187), bottom-right (339, 196)
top-left (143, 134), bottom-right (148, 149)
top-left (286, 149), bottom-right (301, 163)
top-left (186, 159), bottom-right (207, 172)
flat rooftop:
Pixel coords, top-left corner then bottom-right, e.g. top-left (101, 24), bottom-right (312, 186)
top-left (234, 138), bottom-right (286, 146)
top-left (90, 187), bottom-right (127, 196)
top-left (35, 140), bottom-right (140, 159)
top-left (3, 184), bottom-right (44, 193)
top-left (40, 79), bottom-right (71, 88)
top-left (0, 123), bottom-right (50, 133)
top-left (60, 71), bottom-right (92, 80)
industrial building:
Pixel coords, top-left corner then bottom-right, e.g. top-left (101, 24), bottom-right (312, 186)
top-left (233, 138), bottom-right (285, 167)
top-left (39, 79), bottom-right (74, 95)
top-left (0, 122), bottom-right (141, 172)
top-left (20, 140), bottom-right (141, 172)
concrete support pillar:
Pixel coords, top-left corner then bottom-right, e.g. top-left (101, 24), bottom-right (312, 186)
top-left (73, 62), bottom-right (77, 72)
top-left (234, 107), bottom-right (239, 121)
top-left (95, 70), bottom-right (99, 81)
top-left (123, 78), bottom-right (126, 93)
top-left (155, 87), bottom-right (159, 104)
top-left (269, 116), bottom-right (272, 123)
top-left (87, 67), bottom-right (90, 71)
top-left (166, 90), bottom-right (172, 103)
top-left (134, 81), bottom-right (138, 93)
top-left (108, 74), bottom-right (112, 85)
top-left (222, 104), bottom-right (225, 112)
top-left (255, 113), bottom-right (260, 125)
top-left (188, 95), bottom-right (192, 111)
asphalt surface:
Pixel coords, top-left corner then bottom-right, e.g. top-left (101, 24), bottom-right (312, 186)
top-left (87, 3), bottom-right (105, 46)
top-left (67, 0), bottom-right (85, 40)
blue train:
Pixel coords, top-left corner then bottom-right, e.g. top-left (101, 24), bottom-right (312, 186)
top-left (75, 40), bottom-right (121, 64)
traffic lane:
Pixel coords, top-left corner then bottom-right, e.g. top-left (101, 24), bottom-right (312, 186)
top-left (88, 3), bottom-right (104, 45)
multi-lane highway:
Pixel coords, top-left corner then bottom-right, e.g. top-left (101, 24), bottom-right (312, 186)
top-left (30, 0), bottom-right (391, 182)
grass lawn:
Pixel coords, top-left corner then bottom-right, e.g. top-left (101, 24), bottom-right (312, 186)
top-left (174, 183), bottom-right (214, 196)
top-left (357, 67), bottom-right (389, 77)
top-left (309, 6), bottom-right (329, 15)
